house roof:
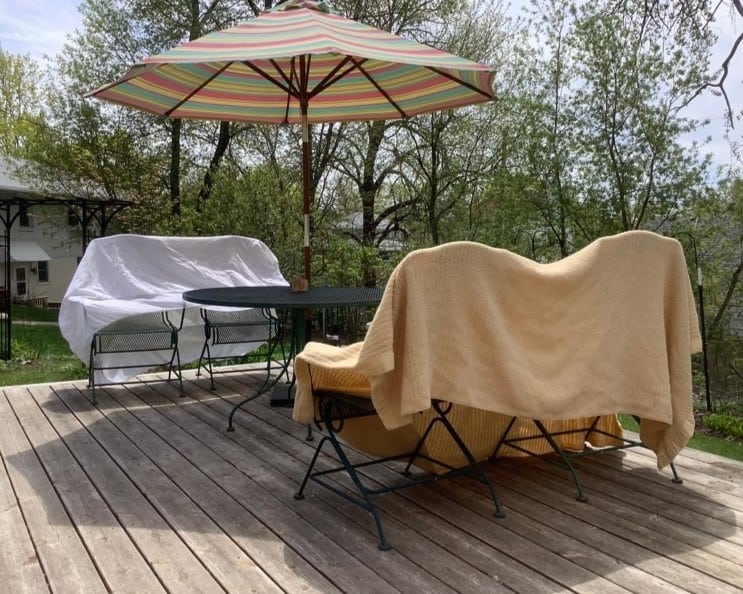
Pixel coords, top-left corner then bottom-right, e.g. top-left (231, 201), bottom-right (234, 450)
top-left (0, 156), bottom-right (34, 195)
top-left (10, 241), bottom-right (51, 262)
top-left (0, 155), bottom-right (132, 209)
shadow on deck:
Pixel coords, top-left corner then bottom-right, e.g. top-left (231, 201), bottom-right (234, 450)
top-left (1, 365), bottom-right (741, 593)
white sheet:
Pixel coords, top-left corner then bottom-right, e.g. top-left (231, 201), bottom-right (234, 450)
top-left (59, 234), bottom-right (288, 382)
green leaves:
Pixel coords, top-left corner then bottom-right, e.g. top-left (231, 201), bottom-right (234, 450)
top-left (0, 48), bottom-right (43, 157)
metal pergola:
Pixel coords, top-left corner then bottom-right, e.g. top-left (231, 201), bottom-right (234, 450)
top-left (1, 195), bottom-right (132, 360)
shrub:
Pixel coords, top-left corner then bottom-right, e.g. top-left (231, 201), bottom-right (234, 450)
top-left (703, 414), bottom-right (743, 441)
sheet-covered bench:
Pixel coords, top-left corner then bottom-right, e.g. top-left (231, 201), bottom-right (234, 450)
top-left (60, 234), bottom-right (288, 401)
top-left (292, 231), bottom-right (702, 549)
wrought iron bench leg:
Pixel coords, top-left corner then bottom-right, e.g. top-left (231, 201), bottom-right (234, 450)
top-left (88, 343), bottom-right (98, 406)
top-left (294, 432), bottom-right (392, 550)
top-left (296, 395), bottom-right (506, 550)
top-left (168, 345), bottom-right (184, 397)
top-left (196, 341), bottom-right (215, 389)
top-left (294, 435), bottom-right (327, 500)
top-left (532, 419), bottom-right (588, 502)
top-left (503, 417), bottom-right (684, 501)
top-left (421, 403), bottom-right (506, 518)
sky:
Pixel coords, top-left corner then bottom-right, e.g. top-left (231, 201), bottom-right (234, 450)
top-left (0, 0), bottom-right (81, 59)
top-left (0, 0), bottom-right (741, 174)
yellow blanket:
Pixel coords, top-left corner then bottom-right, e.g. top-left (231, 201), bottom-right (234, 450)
top-left (293, 231), bottom-right (702, 469)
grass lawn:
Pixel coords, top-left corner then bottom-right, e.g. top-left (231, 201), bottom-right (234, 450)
top-left (12, 304), bottom-right (60, 323)
top-left (619, 414), bottom-right (743, 462)
top-left (2, 322), bottom-right (87, 385)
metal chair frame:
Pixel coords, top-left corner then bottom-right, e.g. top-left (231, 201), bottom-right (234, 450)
top-left (295, 391), bottom-right (506, 551)
top-left (88, 308), bottom-right (184, 405)
top-left (491, 415), bottom-right (682, 502)
top-left (196, 307), bottom-right (285, 389)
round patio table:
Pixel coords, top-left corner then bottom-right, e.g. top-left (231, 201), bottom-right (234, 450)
top-left (183, 285), bottom-right (383, 430)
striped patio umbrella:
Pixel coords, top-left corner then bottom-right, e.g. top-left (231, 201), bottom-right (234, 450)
top-left (88, 0), bottom-right (495, 281)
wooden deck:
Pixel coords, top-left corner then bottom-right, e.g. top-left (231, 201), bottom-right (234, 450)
top-left (1, 365), bottom-right (742, 593)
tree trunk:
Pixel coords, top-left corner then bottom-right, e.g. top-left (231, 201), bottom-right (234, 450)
top-left (360, 122), bottom-right (386, 287)
top-left (195, 121), bottom-right (232, 216)
top-left (169, 119), bottom-right (181, 217)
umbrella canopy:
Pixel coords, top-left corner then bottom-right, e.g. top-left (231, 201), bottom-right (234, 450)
top-left (88, 0), bottom-right (495, 281)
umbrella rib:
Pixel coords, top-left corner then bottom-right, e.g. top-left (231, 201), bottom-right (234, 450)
top-left (287, 57), bottom-right (299, 121)
top-left (306, 55), bottom-right (356, 98)
top-left (242, 59), bottom-right (301, 123)
top-left (296, 55), bottom-right (411, 119)
top-left (350, 57), bottom-right (409, 119)
top-left (425, 66), bottom-right (494, 100)
top-left (244, 60), bottom-right (295, 95)
top-left (163, 62), bottom-right (234, 118)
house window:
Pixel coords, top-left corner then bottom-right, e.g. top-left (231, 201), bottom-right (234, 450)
top-left (15, 267), bottom-right (26, 296)
top-left (19, 205), bottom-right (32, 228)
top-left (37, 261), bottom-right (49, 283)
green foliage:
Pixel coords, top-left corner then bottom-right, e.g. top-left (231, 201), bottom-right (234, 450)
top-left (504, 0), bottom-right (712, 258)
top-left (0, 358), bottom-right (88, 387)
top-left (682, 431), bottom-right (743, 462)
top-left (673, 177), bottom-right (743, 400)
top-left (568, 0), bottom-right (708, 232)
top-left (703, 414), bottom-right (743, 441)
top-left (617, 414), bottom-right (640, 432)
top-left (313, 236), bottom-right (400, 287)
top-left (172, 161), bottom-right (306, 279)
top-left (1, 0), bottom-right (739, 408)
top-left (619, 412), bottom-right (743, 462)
top-left (716, 400), bottom-right (743, 416)
top-left (0, 47), bottom-right (44, 157)
top-left (11, 325), bottom-right (74, 359)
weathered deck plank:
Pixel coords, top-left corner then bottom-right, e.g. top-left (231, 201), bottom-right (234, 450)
top-left (145, 374), bottom-right (504, 593)
top-left (0, 391), bottom-right (50, 594)
top-left (1, 366), bottom-right (742, 594)
top-left (32, 383), bottom-right (231, 594)
top-left (0, 386), bottom-right (106, 594)
top-left (7, 384), bottom-right (167, 594)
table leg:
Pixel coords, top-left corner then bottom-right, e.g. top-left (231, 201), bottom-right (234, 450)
top-left (227, 308), bottom-right (292, 430)
top-left (269, 308), bottom-right (306, 407)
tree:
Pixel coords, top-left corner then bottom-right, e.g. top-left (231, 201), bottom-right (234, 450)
top-left (677, 179), bottom-right (743, 397)
top-left (607, 1), bottom-right (740, 127)
top-left (48, 0), bottom-right (262, 220)
top-left (496, 0), bottom-right (712, 258)
top-left (9, 0), bottom-right (728, 300)
top-left (392, 1), bottom-right (512, 247)
top-left (569, 0), bottom-right (711, 236)
top-left (0, 47), bottom-right (44, 157)
top-left (508, 0), bottom-right (581, 257)
top-left (303, 0), bottom-right (472, 285)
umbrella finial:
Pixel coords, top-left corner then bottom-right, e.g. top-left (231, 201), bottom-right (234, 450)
top-left (270, 0), bottom-right (335, 14)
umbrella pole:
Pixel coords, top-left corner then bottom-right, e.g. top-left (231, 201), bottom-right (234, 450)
top-left (301, 111), bottom-right (311, 283)
top-left (300, 110), bottom-right (314, 343)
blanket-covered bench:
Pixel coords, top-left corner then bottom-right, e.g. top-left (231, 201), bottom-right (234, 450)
top-left (292, 231), bottom-right (702, 550)
top-left (59, 234), bottom-right (288, 403)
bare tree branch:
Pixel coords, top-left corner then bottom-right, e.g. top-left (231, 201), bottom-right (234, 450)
top-left (683, 29), bottom-right (743, 127)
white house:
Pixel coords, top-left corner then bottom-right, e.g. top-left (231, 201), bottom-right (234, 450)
top-left (0, 156), bottom-right (130, 307)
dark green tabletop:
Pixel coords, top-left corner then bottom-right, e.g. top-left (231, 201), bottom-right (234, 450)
top-left (183, 285), bottom-right (383, 309)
